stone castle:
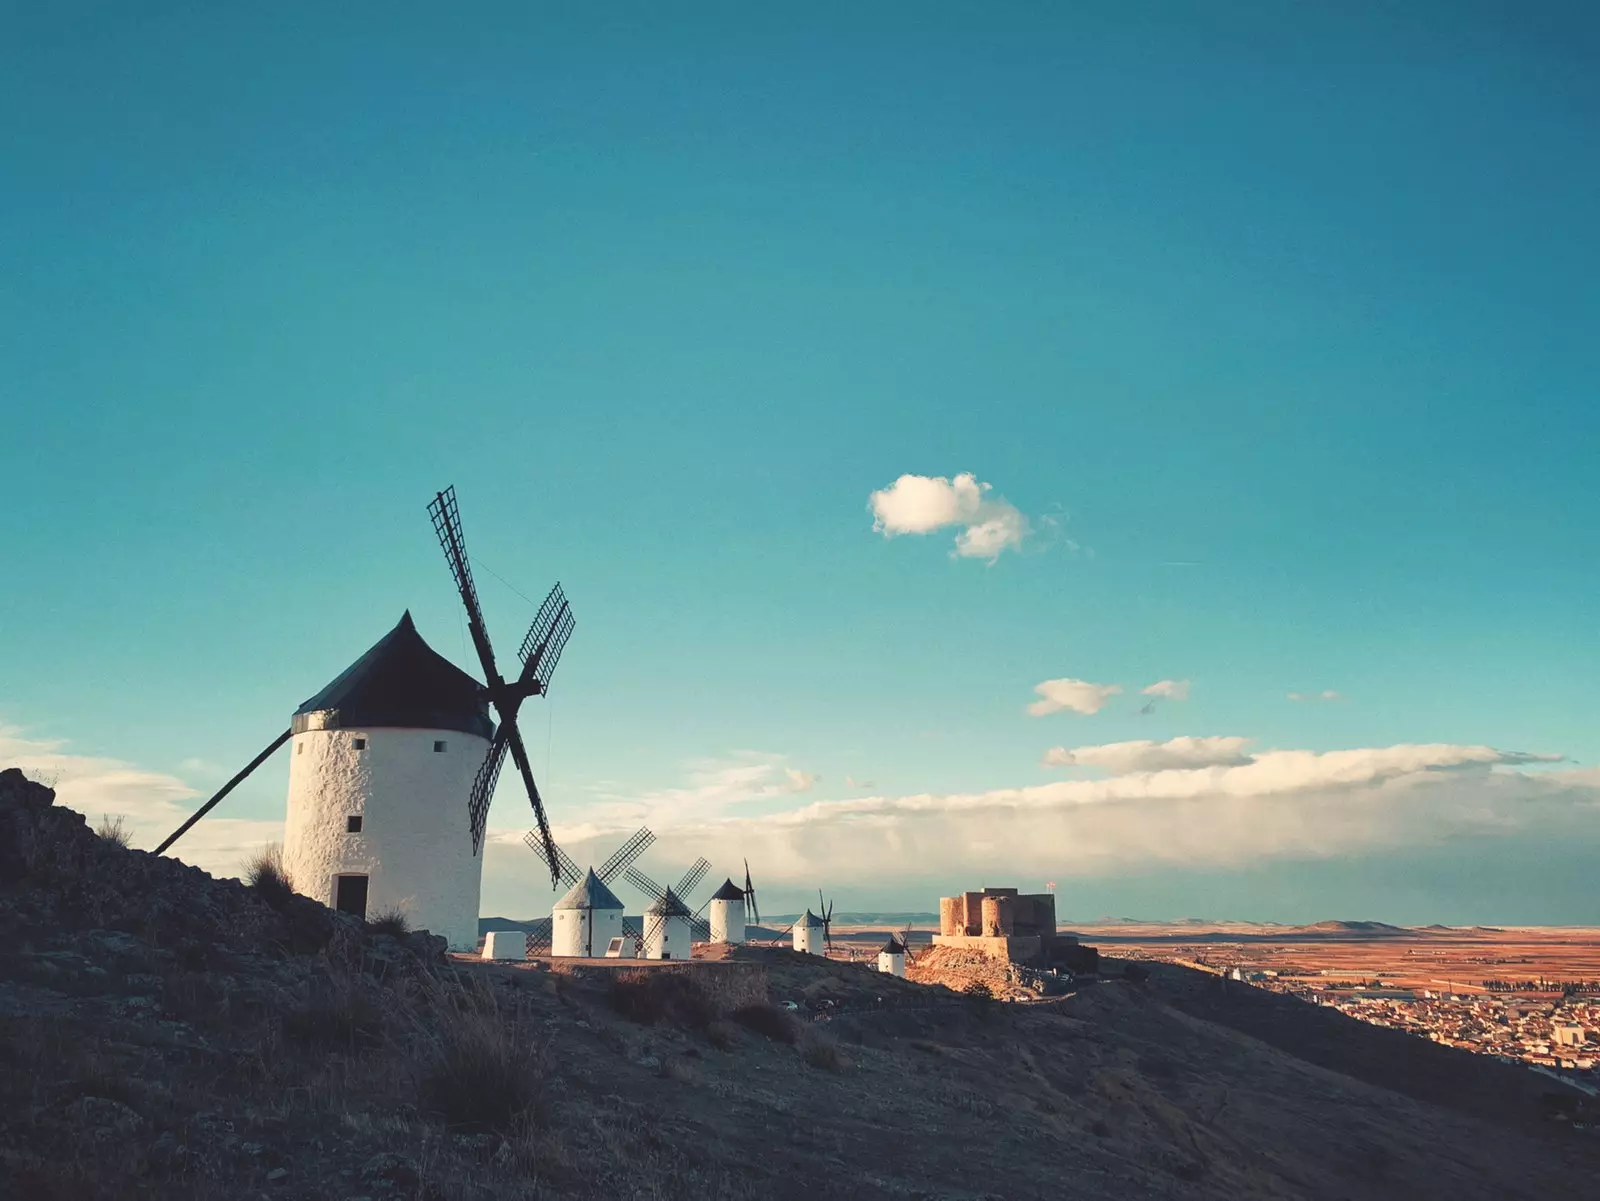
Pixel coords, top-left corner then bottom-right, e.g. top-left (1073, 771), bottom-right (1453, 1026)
top-left (935, 886), bottom-right (1098, 972)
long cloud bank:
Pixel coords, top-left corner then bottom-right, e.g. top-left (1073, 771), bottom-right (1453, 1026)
top-left (486, 742), bottom-right (1591, 906)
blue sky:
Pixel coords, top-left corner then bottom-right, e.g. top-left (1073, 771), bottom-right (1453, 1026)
top-left (4, 3), bottom-right (1598, 924)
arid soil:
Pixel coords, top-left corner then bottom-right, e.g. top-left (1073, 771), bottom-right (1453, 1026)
top-left (4, 767), bottom-right (1599, 1200)
top-left (1066, 920), bottom-right (1600, 992)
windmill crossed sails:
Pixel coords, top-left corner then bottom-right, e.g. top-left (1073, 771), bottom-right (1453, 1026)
top-left (152, 485), bottom-right (575, 866)
top-left (428, 486), bottom-right (574, 879)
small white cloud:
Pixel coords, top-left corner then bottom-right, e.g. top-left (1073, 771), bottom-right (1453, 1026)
top-left (1043, 736), bottom-right (1255, 773)
top-left (1288, 690), bottom-right (1342, 703)
top-left (845, 775), bottom-right (877, 790)
top-left (784, 769), bottom-right (818, 793)
top-left (868, 472), bottom-right (1031, 561)
top-left (1141, 679), bottom-right (1191, 702)
top-left (1027, 678), bottom-right (1122, 717)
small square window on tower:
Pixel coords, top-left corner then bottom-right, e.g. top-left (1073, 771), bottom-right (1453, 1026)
top-left (347, 815), bottom-right (363, 833)
top-left (433, 740), bottom-right (447, 753)
top-left (352, 738), bottom-right (367, 750)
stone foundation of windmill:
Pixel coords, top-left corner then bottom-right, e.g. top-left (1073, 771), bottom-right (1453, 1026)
top-left (934, 886), bottom-right (1097, 972)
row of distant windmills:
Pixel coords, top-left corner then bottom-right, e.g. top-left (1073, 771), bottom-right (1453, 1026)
top-left (154, 485), bottom-right (845, 962)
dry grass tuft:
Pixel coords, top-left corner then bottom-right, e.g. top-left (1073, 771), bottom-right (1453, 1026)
top-left (408, 974), bottom-right (549, 1134)
top-left (801, 1032), bottom-right (850, 1072)
top-left (94, 814), bottom-right (130, 848)
top-left (282, 973), bottom-right (387, 1052)
top-left (609, 968), bottom-right (717, 1029)
top-left (367, 908), bottom-right (411, 938)
top-left (242, 842), bottom-right (294, 903)
top-left (706, 1019), bottom-right (741, 1050)
top-left (730, 1002), bottom-right (801, 1045)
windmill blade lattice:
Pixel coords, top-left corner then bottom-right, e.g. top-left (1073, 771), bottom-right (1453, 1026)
top-left (524, 829), bottom-right (582, 888)
top-left (428, 485), bottom-right (573, 878)
top-left (595, 828), bottom-right (655, 883)
top-left (675, 857), bottom-right (710, 899)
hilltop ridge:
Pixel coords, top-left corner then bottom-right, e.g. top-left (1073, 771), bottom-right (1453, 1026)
top-left (3, 767), bottom-right (1598, 1200)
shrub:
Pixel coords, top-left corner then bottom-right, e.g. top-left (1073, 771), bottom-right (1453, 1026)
top-left (705, 1020), bottom-right (740, 1050)
top-left (367, 908), bottom-right (411, 938)
top-left (243, 843), bottom-right (294, 903)
top-left (94, 814), bottom-right (131, 848)
top-left (730, 1003), bottom-right (801, 1045)
top-left (608, 969), bottom-right (717, 1030)
top-left (409, 975), bottom-right (548, 1134)
top-left (801, 1032), bottom-right (849, 1072)
top-left (282, 976), bottom-right (386, 1052)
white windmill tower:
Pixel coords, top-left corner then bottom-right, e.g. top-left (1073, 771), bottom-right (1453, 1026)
top-left (642, 890), bottom-right (695, 960)
top-left (624, 857), bottom-right (712, 960)
top-left (279, 611), bottom-right (494, 950)
top-left (551, 870), bottom-right (626, 958)
top-left (876, 933), bottom-right (907, 977)
top-left (153, 486), bottom-right (577, 954)
top-left (793, 895), bottom-right (832, 957)
top-left (707, 860), bottom-right (760, 945)
top-left (525, 828), bottom-right (656, 958)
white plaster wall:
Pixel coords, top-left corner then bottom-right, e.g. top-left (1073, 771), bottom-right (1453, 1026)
top-left (794, 923), bottom-right (824, 955)
top-left (708, 897), bottom-right (745, 944)
top-left (877, 952), bottom-right (906, 977)
top-left (642, 915), bottom-right (692, 960)
top-left (552, 906), bottom-right (624, 958)
top-left (482, 931), bottom-right (526, 960)
top-left (282, 726), bottom-right (488, 951)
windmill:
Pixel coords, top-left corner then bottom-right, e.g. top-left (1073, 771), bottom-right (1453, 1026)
top-left (521, 827), bottom-right (656, 956)
top-left (626, 858), bottom-right (713, 952)
top-left (428, 485), bottom-right (575, 883)
top-left (787, 890), bottom-right (834, 956)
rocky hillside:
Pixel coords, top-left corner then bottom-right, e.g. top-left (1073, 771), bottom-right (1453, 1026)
top-left (2, 766), bottom-right (1597, 1200)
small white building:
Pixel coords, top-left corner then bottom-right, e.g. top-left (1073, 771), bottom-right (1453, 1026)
top-left (642, 888), bottom-right (694, 961)
top-left (552, 869), bottom-right (626, 958)
top-left (794, 908), bottom-right (826, 956)
top-left (282, 612), bottom-right (491, 951)
top-left (876, 934), bottom-right (906, 977)
top-left (481, 930), bottom-right (527, 961)
top-left (707, 877), bottom-right (747, 945)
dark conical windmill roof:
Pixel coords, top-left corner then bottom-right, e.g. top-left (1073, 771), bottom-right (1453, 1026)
top-left (879, 935), bottom-right (906, 956)
top-left (553, 868), bottom-right (624, 911)
top-left (646, 888), bottom-right (693, 917)
top-left (798, 908), bottom-right (823, 927)
top-left (293, 612), bottom-right (494, 739)
top-left (710, 878), bottom-right (745, 902)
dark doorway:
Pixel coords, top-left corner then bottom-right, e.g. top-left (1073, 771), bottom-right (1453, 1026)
top-left (334, 874), bottom-right (369, 918)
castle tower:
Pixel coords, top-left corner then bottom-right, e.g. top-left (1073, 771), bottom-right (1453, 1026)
top-left (281, 612), bottom-right (492, 951)
top-left (707, 877), bottom-right (747, 944)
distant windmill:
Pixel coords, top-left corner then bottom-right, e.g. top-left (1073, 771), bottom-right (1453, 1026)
top-left (791, 890), bottom-right (834, 956)
top-left (428, 486), bottom-right (575, 882)
top-left (626, 858), bottom-right (713, 954)
top-left (522, 827), bottom-right (656, 956)
top-left (702, 858), bottom-right (762, 945)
